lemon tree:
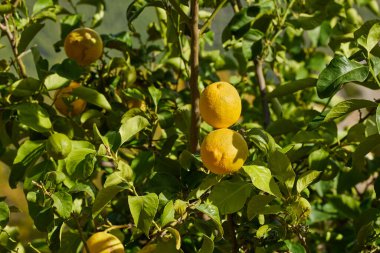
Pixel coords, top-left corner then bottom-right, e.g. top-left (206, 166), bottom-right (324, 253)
top-left (0, 0), bottom-right (380, 253)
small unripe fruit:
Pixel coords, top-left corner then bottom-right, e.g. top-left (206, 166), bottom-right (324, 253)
top-left (46, 133), bottom-right (72, 160)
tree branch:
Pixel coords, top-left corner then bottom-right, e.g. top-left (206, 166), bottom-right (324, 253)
top-left (0, 16), bottom-right (26, 78)
top-left (254, 59), bottom-right (270, 128)
top-left (228, 214), bottom-right (239, 253)
top-left (189, 0), bottom-right (200, 153)
top-left (200, 0), bottom-right (227, 35)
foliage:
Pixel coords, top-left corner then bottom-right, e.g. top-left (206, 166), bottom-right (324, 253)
top-left (0, 0), bottom-right (379, 252)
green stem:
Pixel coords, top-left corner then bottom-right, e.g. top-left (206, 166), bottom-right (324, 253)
top-left (167, 0), bottom-right (191, 25)
top-left (199, 0), bottom-right (227, 35)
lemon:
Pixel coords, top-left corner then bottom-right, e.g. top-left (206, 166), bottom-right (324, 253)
top-left (83, 232), bottom-right (124, 253)
top-left (200, 128), bottom-right (248, 174)
top-left (200, 82), bottom-right (241, 129)
top-left (54, 81), bottom-right (87, 117)
top-left (64, 27), bottom-right (103, 66)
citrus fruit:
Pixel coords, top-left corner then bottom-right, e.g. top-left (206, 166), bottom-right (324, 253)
top-left (64, 27), bottom-right (103, 66)
top-left (46, 133), bottom-right (72, 160)
top-left (200, 128), bottom-right (248, 174)
top-left (83, 232), bottom-right (124, 253)
top-left (54, 81), bottom-right (87, 117)
top-left (199, 81), bottom-right (241, 128)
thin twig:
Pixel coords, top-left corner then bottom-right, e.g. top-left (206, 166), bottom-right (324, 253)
top-left (167, 0), bottom-right (191, 25)
top-left (254, 59), bottom-right (271, 128)
top-left (189, 0), bottom-right (201, 153)
top-left (72, 213), bottom-right (90, 253)
top-left (199, 0), bottom-right (227, 35)
top-left (0, 16), bottom-right (26, 78)
top-left (104, 224), bottom-right (133, 233)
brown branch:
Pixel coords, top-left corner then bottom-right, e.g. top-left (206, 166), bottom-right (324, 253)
top-left (189, 0), bottom-right (200, 153)
top-left (228, 214), bottom-right (239, 253)
top-left (254, 59), bottom-right (270, 128)
top-left (0, 16), bottom-right (26, 78)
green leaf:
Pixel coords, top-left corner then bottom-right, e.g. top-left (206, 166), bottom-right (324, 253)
top-left (246, 128), bottom-right (276, 155)
top-left (243, 165), bottom-right (283, 199)
top-left (208, 181), bottom-right (252, 215)
top-left (51, 192), bottom-right (72, 218)
top-left (160, 200), bottom-right (175, 227)
top-left (104, 160), bottom-right (133, 187)
top-left (267, 78), bottom-right (317, 99)
top-left (324, 99), bottom-right (377, 121)
top-left (18, 23), bottom-right (45, 52)
top-left (44, 74), bottom-right (70, 91)
top-left (65, 148), bottom-right (96, 179)
top-left (188, 174), bottom-right (223, 200)
top-left (148, 85), bottom-right (162, 109)
top-left (296, 170), bottom-right (321, 193)
top-left (198, 234), bottom-right (214, 253)
top-left (284, 240), bottom-right (306, 253)
top-left (246, 195), bottom-right (278, 220)
top-left (196, 203), bottom-right (223, 240)
top-left (317, 55), bottom-right (369, 98)
top-left (128, 193), bottom-right (159, 237)
top-left (15, 103), bottom-right (52, 133)
top-left (352, 134), bottom-right (380, 169)
top-left (376, 104), bottom-right (380, 134)
top-left (329, 195), bottom-right (360, 219)
top-left (10, 140), bottom-right (45, 188)
top-left (268, 150), bottom-right (295, 190)
top-left (92, 185), bottom-right (124, 218)
top-left (71, 86), bottom-right (112, 111)
top-left (32, 0), bottom-right (53, 14)
top-left (367, 23), bottom-right (380, 52)
top-left (69, 183), bottom-right (95, 201)
top-left (308, 149), bottom-right (329, 170)
top-left (119, 115), bottom-right (149, 145)
top-left (0, 202), bottom-right (10, 228)
top-left (11, 78), bottom-right (41, 97)
top-left (126, 0), bottom-right (165, 32)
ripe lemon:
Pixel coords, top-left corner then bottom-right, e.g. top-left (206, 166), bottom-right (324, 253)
top-left (200, 128), bottom-right (248, 174)
top-left (64, 27), bottom-right (103, 66)
top-left (54, 81), bottom-right (87, 117)
top-left (83, 232), bottom-right (124, 253)
top-left (199, 82), bottom-right (241, 128)
top-left (46, 133), bottom-right (72, 160)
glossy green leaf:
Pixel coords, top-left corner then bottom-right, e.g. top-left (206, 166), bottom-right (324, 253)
top-left (0, 202), bottom-right (9, 228)
top-left (198, 234), bottom-right (214, 253)
top-left (161, 200), bottom-right (175, 227)
top-left (32, 0), bottom-right (53, 14)
top-left (92, 185), bottom-right (124, 218)
top-left (246, 194), bottom-right (276, 220)
top-left (352, 134), bottom-right (380, 169)
top-left (11, 78), bottom-right (41, 97)
top-left (325, 99), bottom-right (377, 121)
top-left (9, 140), bottom-right (45, 188)
top-left (119, 115), bottom-right (149, 145)
top-left (188, 174), bottom-right (223, 200)
top-left (72, 86), bottom-right (112, 111)
top-left (296, 170), bottom-right (321, 193)
top-left (104, 160), bottom-right (133, 187)
top-left (243, 165), bottom-right (283, 199)
top-left (267, 78), bottom-right (317, 99)
top-left (51, 192), bottom-right (72, 218)
top-left (148, 85), bottom-right (162, 109)
top-left (15, 103), bottom-right (52, 133)
top-left (308, 149), bottom-right (330, 170)
top-left (44, 74), bottom-right (69, 91)
top-left (65, 148), bottom-right (96, 179)
top-left (367, 23), bottom-right (380, 52)
top-left (196, 202), bottom-right (223, 240)
top-left (285, 240), bottom-right (306, 253)
top-left (18, 23), bottom-right (45, 53)
top-left (246, 128), bottom-right (276, 155)
top-left (208, 180), bottom-right (252, 215)
top-left (268, 150), bottom-right (295, 190)
top-left (317, 55), bottom-right (369, 98)
top-left (128, 193), bottom-right (159, 237)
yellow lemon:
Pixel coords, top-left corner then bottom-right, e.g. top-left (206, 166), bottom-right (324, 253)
top-left (83, 232), bottom-right (124, 253)
top-left (200, 128), bottom-right (248, 174)
top-left (64, 27), bottom-right (103, 66)
top-left (199, 81), bottom-right (241, 129)
top-left (54, 81), bottom-right (86, 117)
